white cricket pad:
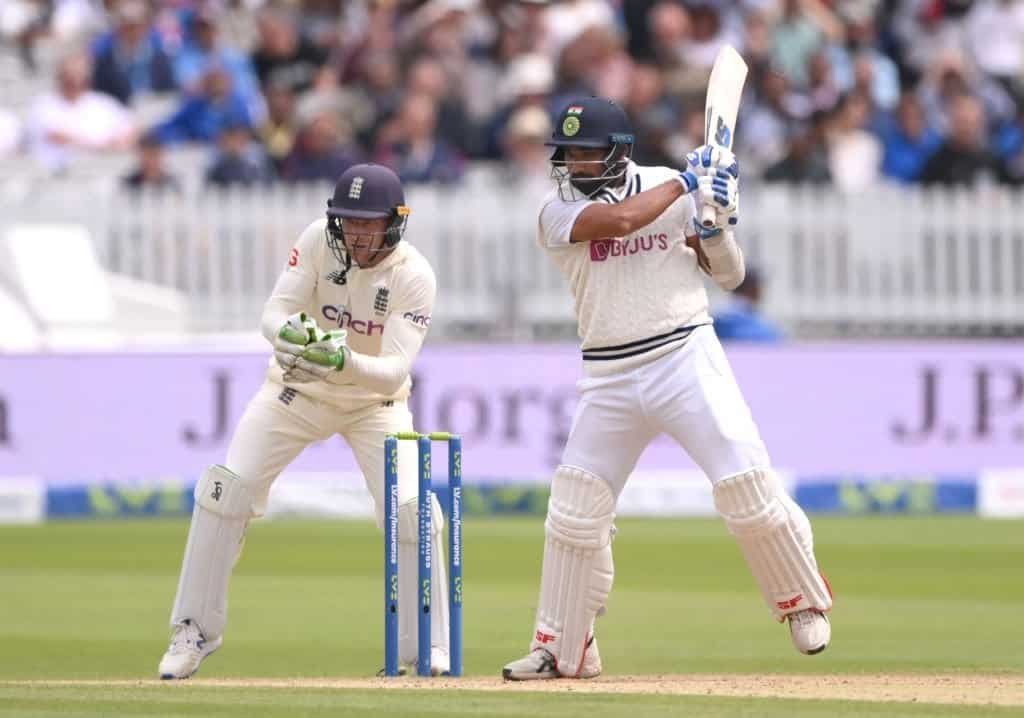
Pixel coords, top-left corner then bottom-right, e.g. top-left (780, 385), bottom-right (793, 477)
top-left (713, 468), bottom-right (832, 620)
top-left (532, 465), bottom-right (616, 677)
top-left (170, 465), bottom-right (255, 640)
top-left (397, 495), bottom-right (449, 667)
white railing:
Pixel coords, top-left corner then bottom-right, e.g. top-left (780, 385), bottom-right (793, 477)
top-left (2, 173), bottom-right (1023, 337)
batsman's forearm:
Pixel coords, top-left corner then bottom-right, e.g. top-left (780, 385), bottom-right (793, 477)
top-left (572, 180), bottom-right (686, 242)
top-left (702, 230), bottom-right (745, 290)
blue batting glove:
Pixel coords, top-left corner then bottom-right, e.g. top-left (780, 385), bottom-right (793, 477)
top-left (678, 169), bottom-right (699, 193)
top-left (686, 145), bottom-right (740, 179)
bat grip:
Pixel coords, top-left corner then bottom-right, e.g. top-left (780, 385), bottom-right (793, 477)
top-left (700, 203), bottom-right (717, 228)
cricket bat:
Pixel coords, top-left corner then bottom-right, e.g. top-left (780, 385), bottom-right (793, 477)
top-left (701, 45), bottom-right (748, 228)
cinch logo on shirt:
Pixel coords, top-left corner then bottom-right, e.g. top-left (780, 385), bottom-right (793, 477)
top-left (322, 305), bottom-right (384, 335)
top-left (403, 312), bottom-right (431, 328)
top-left (590, 233), bottom-right (669, 262)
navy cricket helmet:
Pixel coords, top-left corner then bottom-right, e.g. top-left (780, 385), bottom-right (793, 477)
top-left (325, 163), bottom-right (410, 272)
top-left (547, 97), bottom-right (635, 199)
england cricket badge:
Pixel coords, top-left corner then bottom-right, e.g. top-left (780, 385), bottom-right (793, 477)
top-left (374, 286), bottom-right (390, 315)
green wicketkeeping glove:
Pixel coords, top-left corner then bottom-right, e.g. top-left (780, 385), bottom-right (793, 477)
top-left (298, 329), bottom-right (349, 372)
top-left (278, 312), bottom-right (323, 346)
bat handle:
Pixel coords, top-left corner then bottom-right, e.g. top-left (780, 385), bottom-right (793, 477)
top-left (700, 203), bottom-right (717, 228)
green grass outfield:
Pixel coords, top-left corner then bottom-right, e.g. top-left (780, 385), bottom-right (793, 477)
top-left (2, 516), bottom-right (1022, 716)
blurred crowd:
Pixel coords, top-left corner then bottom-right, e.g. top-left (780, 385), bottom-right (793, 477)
top-left (1, 0), bottom-right (1024, 190)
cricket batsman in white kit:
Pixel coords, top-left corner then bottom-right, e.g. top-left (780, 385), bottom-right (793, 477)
top-left (158, 163), bottom-right (452, 678)
top-left (503, 97), bottom-right (833, 680)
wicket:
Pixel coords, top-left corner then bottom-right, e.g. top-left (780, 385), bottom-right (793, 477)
top-left (383, 431), bottom-right (463, 677)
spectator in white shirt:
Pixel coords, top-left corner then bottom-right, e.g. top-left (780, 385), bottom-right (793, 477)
top-left (27, 50), bottom-right (137, 171)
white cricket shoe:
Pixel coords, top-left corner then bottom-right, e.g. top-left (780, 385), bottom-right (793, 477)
top-left (158, 619), bottom-right (223, 679)
top-left (430, 647), bottom-right (451, 676)
top-left (502, 636), bottom-right (601, 681)
top-left (385, 648), bottom-right (451, 677)
top-left (788, 609), bottom-right (830, 655)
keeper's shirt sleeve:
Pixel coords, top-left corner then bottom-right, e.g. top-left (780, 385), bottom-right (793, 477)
top-left (332, 261), bottom-right (437, 395)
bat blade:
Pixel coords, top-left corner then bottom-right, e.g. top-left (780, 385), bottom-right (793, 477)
top-left (701, 45), bottom-right (748, 228)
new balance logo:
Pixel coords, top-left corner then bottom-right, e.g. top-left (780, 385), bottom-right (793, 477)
top-left (374, 287), bottom-right (390, 315)
top-left (278, 387), bottom-right (298, 406)
top-left (348, 176), bottom-right (364, 199)
top-left (326, 269), bottom-right (347, 285)
top-left (777, 594), bottom-right (804, 610)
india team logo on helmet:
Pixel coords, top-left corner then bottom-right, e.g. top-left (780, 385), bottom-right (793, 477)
top-left (562, 105), bottom-right (584, 137)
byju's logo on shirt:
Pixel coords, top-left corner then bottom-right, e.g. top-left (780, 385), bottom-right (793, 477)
top-left (590, 233), bottom-right (669, 262)
top-left (322, 305), bottom-right (384, 335)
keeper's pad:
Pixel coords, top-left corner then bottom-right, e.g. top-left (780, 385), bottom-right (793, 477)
top-left (397, 495), bottom-right (449, 665)
top-left (714, 468), bottom-right (832, 620)
top-left (170, 465), bottom-right (256, 640)
top-left (532, 466), bottom-right (616, 677)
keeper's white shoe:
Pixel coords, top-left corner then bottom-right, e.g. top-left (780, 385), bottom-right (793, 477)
top-left (393, 647), bottom-right (451, 677)
top-left (430, 647), bottom-right (451, 676)
top-left (502, 636), bottom-right (601, 681)
top-left (788, 609), bottom-right (830, 655)
top-left (158, 619), bottom-right (223, 680)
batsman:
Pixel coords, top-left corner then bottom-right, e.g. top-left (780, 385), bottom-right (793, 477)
top-left (158, 163), bottom-right (452, 678)
top-left (503, 97), bottom-right (832, 680)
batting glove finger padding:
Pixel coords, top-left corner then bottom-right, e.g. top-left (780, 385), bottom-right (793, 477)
top-left (696, 173), bottom-right (739, 230)
top-left (687, 145), bottom-right (740, 178)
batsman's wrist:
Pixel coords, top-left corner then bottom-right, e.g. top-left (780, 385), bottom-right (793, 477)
top-left (676, 170), bottom-right (699, 193)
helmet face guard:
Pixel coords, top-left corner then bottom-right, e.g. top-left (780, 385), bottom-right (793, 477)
top-left (325, 206), bottom-right (409, 272)
top-left (549, 138), bottom-right (633, 201)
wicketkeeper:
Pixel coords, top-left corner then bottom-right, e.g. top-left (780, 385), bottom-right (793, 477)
top-left (158, 164), bottom-right (451, 678)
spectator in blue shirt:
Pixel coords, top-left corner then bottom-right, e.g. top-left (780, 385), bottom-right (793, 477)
top-left (374, 93), bottom-right (464, 185)
top-left (92, 0), bottom-right (177, 105)
top-left (174, 5), bottom-right (262, 122)
top-left (151, 65), bottom-right (253, 144)
top-left (206, 121), bottom-right (275, 187)
top-left (879, 93), bottom-right (942, 182)
top-left (714, 269), bottom-right (784, 343)
top-left (280, 110), bottom-right (363, 183)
